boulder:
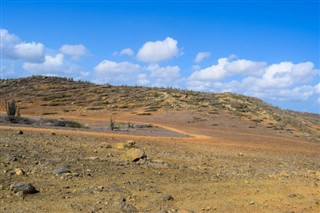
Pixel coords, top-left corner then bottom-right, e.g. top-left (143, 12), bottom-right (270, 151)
top-left (10, 182), bottom-right (38, 195)
top-left (125, 148), bottom-right (146, 162)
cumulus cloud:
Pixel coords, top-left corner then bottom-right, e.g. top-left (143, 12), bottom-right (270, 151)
top-left (194, 52), bottom-right (211, 63)
top-left (147, 64), bottom-right (179, 80)
top-left (0, 29), bottom-right (19, 49)
top-left (1, 29), bottom-right (45, 63)
top-left (94, 60), bottom-right (141, 84)
top-left (189, 57), bottom-right (266, 81)
top-left (187, 57), bottom-right (318, 103)
top-left (95, 60), bottom-right (140, 74)
top-left (13, 42), bottom-right (45, 63)
top-left (23, 54), bottom-right (64, 73)
top-left (60, 44), bottom-right (87, 60)
top-left (137, 37), bottom-right (180, 63)
top-left (132, 64), bottom-right (181, 87)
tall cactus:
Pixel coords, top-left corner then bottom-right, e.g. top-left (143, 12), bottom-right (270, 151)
top-left (6, 100), bottom-right (17, 117)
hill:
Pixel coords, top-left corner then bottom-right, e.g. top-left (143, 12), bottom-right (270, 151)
top-left (0, 76), bottom-right (320, 212)
top-left (0, 76), bottom-right (319, 142)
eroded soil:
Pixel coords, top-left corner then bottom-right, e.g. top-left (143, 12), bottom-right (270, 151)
top-left (0, 110), bottom-right (319, 212)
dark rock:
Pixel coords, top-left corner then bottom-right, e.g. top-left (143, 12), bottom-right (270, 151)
top-left (10, 182), bottom-right (38, 195)
top-left (53, 165), bottom-right (71, 175)
top-left (17, 130), bottom-right (24, 135)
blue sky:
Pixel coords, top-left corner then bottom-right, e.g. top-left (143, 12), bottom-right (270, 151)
top-left (1, 0), bottom-right (319, 113)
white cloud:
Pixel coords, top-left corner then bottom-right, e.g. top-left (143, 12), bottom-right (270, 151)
top-left (247, 61), bottom-right (316, 90)
top-left (13, 42), bottom-right (45, 63)
top-left (189, 57), bottom-right (266, 81)
top-left (137, 37), bottom-right (180, 63)
top-left (194, 52), bottom-right (211, 63)
top-left (314, 83), bottom-right (320, 94)
top-left (147, 64), bottom-right (180, 80)
top-left (134, 64), bottom-right (181, 87)
top-left (95, 60), bottom-right (140, 74)
top-left (23, 54), bottom-right (64, 73)
top-left (187, 58), bottom-right (318, 103)
top-left (137, 73), bottom-right (150, 86)
top-left (0, 29), bottom-right (19, 49)
top-left (94, 60), bottom-right (141, 84)
top-left (1, 29), bottom-right (45, 62)
top-left (22, 53), bottom-right (88, 78)
top-left (60, 44), bottom-right (87, 60)
top-left (119, 48), bottom-right (134, 56)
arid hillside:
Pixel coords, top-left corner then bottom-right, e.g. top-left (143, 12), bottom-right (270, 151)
top-left (0, 76), bottom-right (320, 212)
top-left (0, 76), bottom-right (319, 142)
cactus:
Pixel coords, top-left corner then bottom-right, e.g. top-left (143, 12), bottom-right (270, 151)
top-left (6, 100), bottom-right (17, 117)
top-left (110, 116), bottom-right (115, 131)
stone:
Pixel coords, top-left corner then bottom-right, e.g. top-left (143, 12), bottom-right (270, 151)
top-left (249, 200), bottom-right (255, 205)
top-left (238, 152), bottom-right (244, 156)
top-left (53, 165), bottom-right (71, 175)
top-left (124, 148), bottom-right (146, 162)
top-left (158, 194), bottom-right (174, 201)
top-left (126, 140), bottom-right (135, 146)
top-left (10, 182), bottom-right (38, 195)
top-left (178, 209), bottom-right (195, 213)
top-left (15, 168), bottom-right (25, 176)
top-left (87, 156), bottom-right (100, 161)
top-left (17, 130), bottom-right (23, 135)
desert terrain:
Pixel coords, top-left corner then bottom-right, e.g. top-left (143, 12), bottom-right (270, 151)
top-left (0, 76), bottom-right (319, 212)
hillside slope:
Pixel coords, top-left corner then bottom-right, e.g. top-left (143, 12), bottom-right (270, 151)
top-left (0, 76), bottom-right (319, 142)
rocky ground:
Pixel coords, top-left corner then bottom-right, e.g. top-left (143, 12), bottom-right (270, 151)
top-left (0, 110), bottom-right (319, 212)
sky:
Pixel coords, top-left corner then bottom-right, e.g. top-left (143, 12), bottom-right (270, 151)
top-left (0, 0), bottom-right (319, 113)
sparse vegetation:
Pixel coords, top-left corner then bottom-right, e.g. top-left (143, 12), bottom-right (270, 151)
top-left (0, 76), bottom-right (319, 142)
top-left (110, 116), bottom-right (116, 131)
top-left (6, 100), bottom-right (18, 117)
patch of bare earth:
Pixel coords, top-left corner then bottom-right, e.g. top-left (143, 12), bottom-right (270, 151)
top-left (0, 110), bottom-right (319, 212)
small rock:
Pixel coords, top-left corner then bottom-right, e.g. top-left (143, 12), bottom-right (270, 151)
top-left (126, 140), bottom-right (135, 146)
top-left (178, 209), bottom-right (195, 213)
top-left (238, 152), bottom-right (244, 156)
top-left (87, 156), bottom-right (100, 161)
top-left (10, 182), bottom-right (38, 195)
top-left (249, 200), bottom-right (255, 205)
top-left (158, 194), bottom-right (174, 202)
top-left (17, 130), bottom-right (23, 135)
top-left (15, 168), bottom-right (25, 176)
top-left (124, 148), bottom-right (146, 162)
top-left (53, 165), bottom-right (71, 175)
